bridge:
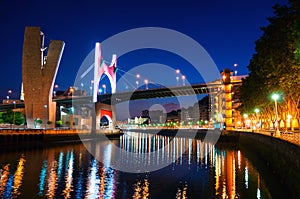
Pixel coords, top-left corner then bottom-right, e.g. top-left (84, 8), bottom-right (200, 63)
top-left (53, 82), bottom-right (234, 104)
top-left (0, 82), bottom-right (221, 110)
top-left (1, 77), bottom-right (242, 131)
top-left (1, 27), bottom-right (243, 131)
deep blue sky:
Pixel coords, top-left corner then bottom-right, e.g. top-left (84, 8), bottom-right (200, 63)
top-left (0, 0), bottom-right (288, 100)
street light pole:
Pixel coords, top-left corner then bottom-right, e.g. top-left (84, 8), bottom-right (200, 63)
top-left (44, 104), bottom-right (48, 129)
top-left (13, 101), bottom-right (16, 128)
top-left (254, 108), bottom-right (260, 131)
top-left (102, 84), bottom-right (106, 94)
top-left (8, 90), bottom-right (12, 97)
top-left (90, 80), bottom-right (94, 95)
top-left (144, 79), bottom-right (148, 90)
top-left (272, 94), bottom-right (280, 137)
top-left (136, 74), bottom-right (140, 89)
top-left (136, 81), bottom-right (139, 89)
top-left (176, 69), bottom-right (180, 86)
top-left (80, 83), bottom-right (84, 95)
top-left (7, 90), bottom-right (12, 103)
top-left (234, 63), bottom-right (238, 76)
top-left (181, 75), bottom-right (186, 86)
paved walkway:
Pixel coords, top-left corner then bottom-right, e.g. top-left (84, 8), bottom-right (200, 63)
top-left (239, 129), bottom-right (300, 146)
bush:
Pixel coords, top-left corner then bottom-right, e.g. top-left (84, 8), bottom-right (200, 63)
top-left (35, 119), bottom-right (42, 124)
top-left (55, 120), bottom-right (62, 127)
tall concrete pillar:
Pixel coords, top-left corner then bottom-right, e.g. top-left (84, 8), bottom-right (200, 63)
top-left (22, 27), bottom-right (65, 128)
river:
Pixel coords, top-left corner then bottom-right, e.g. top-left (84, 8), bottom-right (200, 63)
top-left (0, 130), bottom-right (285, 198)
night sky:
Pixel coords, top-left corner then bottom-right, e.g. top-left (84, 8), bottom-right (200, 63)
top-left (0, 0), bottom-right (288, 101)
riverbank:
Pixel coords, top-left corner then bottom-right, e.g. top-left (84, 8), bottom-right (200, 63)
top-left (0, 128), bottom-right (122, 151)
top-left (236, 131), bottom-right (300, 199)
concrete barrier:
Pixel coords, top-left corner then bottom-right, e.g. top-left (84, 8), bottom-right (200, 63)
top-left (0, 128), bottom-right (121, 147)
top-left (236, 131), bottom-right (300, 198)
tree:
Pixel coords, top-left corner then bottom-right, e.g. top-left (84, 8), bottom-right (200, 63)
top-left (2, 110), bottom-right (14, 124)
top-left (239, 1), bottom-right (300, 129)
top-left (14, 112), bottom-right (25, 125)
top-left (35, 119), bottom-right (42, 124)
top-left (0, 112), bottom-right (4, 124)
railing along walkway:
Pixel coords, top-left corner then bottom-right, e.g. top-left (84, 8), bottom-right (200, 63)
top-left (241, 129), bottom-right (300, 146)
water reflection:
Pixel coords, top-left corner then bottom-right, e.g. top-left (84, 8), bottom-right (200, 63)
top-left (0, 164), bottom-right (10, 198)
top-left (13, 155), bottom-right (25, 197)
top-left (214, 150), bottom-right (238, 198)
top-left (175, 182), bottom-right (188, 199)
top-left (87, 158), bottom-right (117, 198)
top-left (0, 155), bottom-right (26, 199)
top-left (47, 159), bottom-right (57, 198)
top-left (38, 160), bottom-right (47, 196)
top-left (115, 132), bottom-right (214, 171)
top-left (132, 178), bottom-right (150, 199)
top-left (63, 151), bottom-right (74, 198)
top-left (0, 131), bottom-right (277, 198)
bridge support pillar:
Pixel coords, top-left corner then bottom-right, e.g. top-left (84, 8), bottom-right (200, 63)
top-left (95, 102), bottom-right (116, 131)
top-left (22, 27), bottom-right (65, 129)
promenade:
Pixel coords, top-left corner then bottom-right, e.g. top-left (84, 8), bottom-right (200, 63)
top-left (235, 129), bottom-right (300, 146)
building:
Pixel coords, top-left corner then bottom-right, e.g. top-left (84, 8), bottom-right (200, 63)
top-left (209, 74), bottom-right (246, 129)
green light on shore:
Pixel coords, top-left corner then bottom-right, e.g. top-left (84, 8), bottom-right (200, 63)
top-left (271, 93), bottom-right (279, 101)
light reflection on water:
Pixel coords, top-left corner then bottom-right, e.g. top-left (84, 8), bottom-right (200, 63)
top-left (0, 131), bottom-right (277, 198)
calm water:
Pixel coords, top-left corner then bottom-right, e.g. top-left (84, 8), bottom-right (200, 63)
top-left (0, 131), bottom-right (282, 198)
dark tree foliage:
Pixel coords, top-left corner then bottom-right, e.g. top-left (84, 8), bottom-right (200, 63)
top-left (239, 0), bottom-right (300, 125)
top-left (0, 110), bottom-right (25, 125)
top-left (2, 110), bottom-right (14, 124)
top-left (14, 112), bottom-right (25, 125)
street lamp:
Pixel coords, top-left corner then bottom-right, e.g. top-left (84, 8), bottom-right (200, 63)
top-left (80, 83), bottom-right (84, 95)
top-left (254, 108), bottom-right (260, 130)
top-left (181, 75), bottom-right (186, 86)
top-left (90, 80), bottom-right (94, 95)
top-left (13, 101), bottom-right (16, 127)
top-left (271, 93), bottom-right (280, 137)
top-left (102, 84), bottom-right (106, 94)
top-left (69, 87), bottom-right (74, 96)
top-left (136, 74), bottom-right (140, 89)
top-left (136, 80), bottom-right (139, 89)
top-left (7, 90), bottom-right (12, 102)
top-left (53, 85), bottom-right (58, 97)
top-left (234, 63), bottom-right (238, 76)
top-left (243, 113), bottom-right (248, 129)
top-left (287, 114), bottom-right (292, 131)
top-left (44, 105), bottom-right (48, 129)
top-left (176, 69), bottom-right (180, 86)
top-left (144, 79), bottom-right (148, 90)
